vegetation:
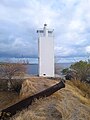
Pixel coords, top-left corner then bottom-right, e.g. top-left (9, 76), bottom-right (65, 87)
top-left (0, 61), bottom-right (90, 120)
top-left (0, 63), bottom-right (26, 92)
top-left (0, 77), bottom-right (90, 120)
top-left (11, 78), bottom-right (90, 120)
top-left (68, 80), bottom-right (90, 98)
top-left (0, 91), bottom-right (19, 110)
top-left (62, 68), bottom-right (69, 74)
top-left (70, 61), bottom-right (90, 82)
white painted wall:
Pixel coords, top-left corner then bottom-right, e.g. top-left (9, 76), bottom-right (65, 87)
top-left (38, 24), bottom-right (54, 77)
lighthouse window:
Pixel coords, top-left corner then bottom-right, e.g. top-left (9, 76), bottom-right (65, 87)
top-left (48, 31), bottom-right (52, 33)
top-left (40, 30), bottom-right (43, 33)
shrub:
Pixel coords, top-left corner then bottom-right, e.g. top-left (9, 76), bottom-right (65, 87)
top-left (70, 61), bottom-right (90, 81)
top-left (0, 63), bottom-right (26, 91)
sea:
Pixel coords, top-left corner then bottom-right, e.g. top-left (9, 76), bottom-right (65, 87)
top-left (0, 57), bottom-right (75, 75)
top-left (26, 63), bottom-right (73, 75)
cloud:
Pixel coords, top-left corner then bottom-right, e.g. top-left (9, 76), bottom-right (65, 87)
top-left (85, 46), bottom-right (90, 53)
top-left (0, 0), bottom-right (90, 59)
top-left (55, 46), bottom-right (76, 57)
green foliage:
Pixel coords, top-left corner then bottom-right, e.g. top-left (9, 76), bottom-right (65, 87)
top-left (62, 68), bottom-right (69, 74)
top-left (70, 61), bottom-right (90, 81)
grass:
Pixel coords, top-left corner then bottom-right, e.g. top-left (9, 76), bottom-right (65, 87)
top-left (0, 91), bottom-right (19, 110)
top-left (68, 80), bottom-right (90, 98)
top-left (0, 77), bottom-right (90, 120)
top-left (0, 77), bottom-right (58, 110)
top-left (66, 80), bottom-right (90, 106)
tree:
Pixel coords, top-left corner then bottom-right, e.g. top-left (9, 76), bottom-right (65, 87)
top-left (70, 61), bottom-right (90, 81)
top-left (62, 68), bottom-right (69, 75)
top-left (0, 63), bottom-right (26, 92)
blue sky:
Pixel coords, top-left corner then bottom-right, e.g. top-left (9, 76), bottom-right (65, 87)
top-left (0, 0), bottom-right (90, 60)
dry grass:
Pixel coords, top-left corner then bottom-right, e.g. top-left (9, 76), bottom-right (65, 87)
top-left (67, 80), bottom-right (90, 105)
top-left (11, 78), bottom-right (90, 120)
top-left (11, 97), bottom-right (63, 120)
top-left (68, 80), bottom-right (90, 98)
top-left (20, 79), bottom-right (37, 98)
top-left (20, 77), bottom-right (58, 99)
top-left (11, 90), bottom-right (90, 120)
top-left (0, 77), bottom-right (58, 110)
top-left (0, 91), bottom-right (19, 110)
top-left (0, 77), bottom-right (90, 120)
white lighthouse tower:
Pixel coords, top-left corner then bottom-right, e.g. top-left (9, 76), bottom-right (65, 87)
top-left (37, 24), bottom-right (54, 77)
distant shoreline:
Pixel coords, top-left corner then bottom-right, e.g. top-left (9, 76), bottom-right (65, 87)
top-left (0, 62), bottom-right (73, 75)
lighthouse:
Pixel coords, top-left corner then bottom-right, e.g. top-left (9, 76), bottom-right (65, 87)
top-left (37, 24), bottom-right (54, 77)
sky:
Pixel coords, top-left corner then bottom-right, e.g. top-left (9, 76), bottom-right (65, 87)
top-left (0, 0), bottom-right (90, 62)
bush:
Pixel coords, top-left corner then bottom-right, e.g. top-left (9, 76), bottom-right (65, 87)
top-left (70, 61), bottom-right (90, 81)
top-left (13, 82), bottom-right (22, 93)
top-left (0, 63), bottom-right (26, 91)
top-left (62, 68), bottom-right (69, 75)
